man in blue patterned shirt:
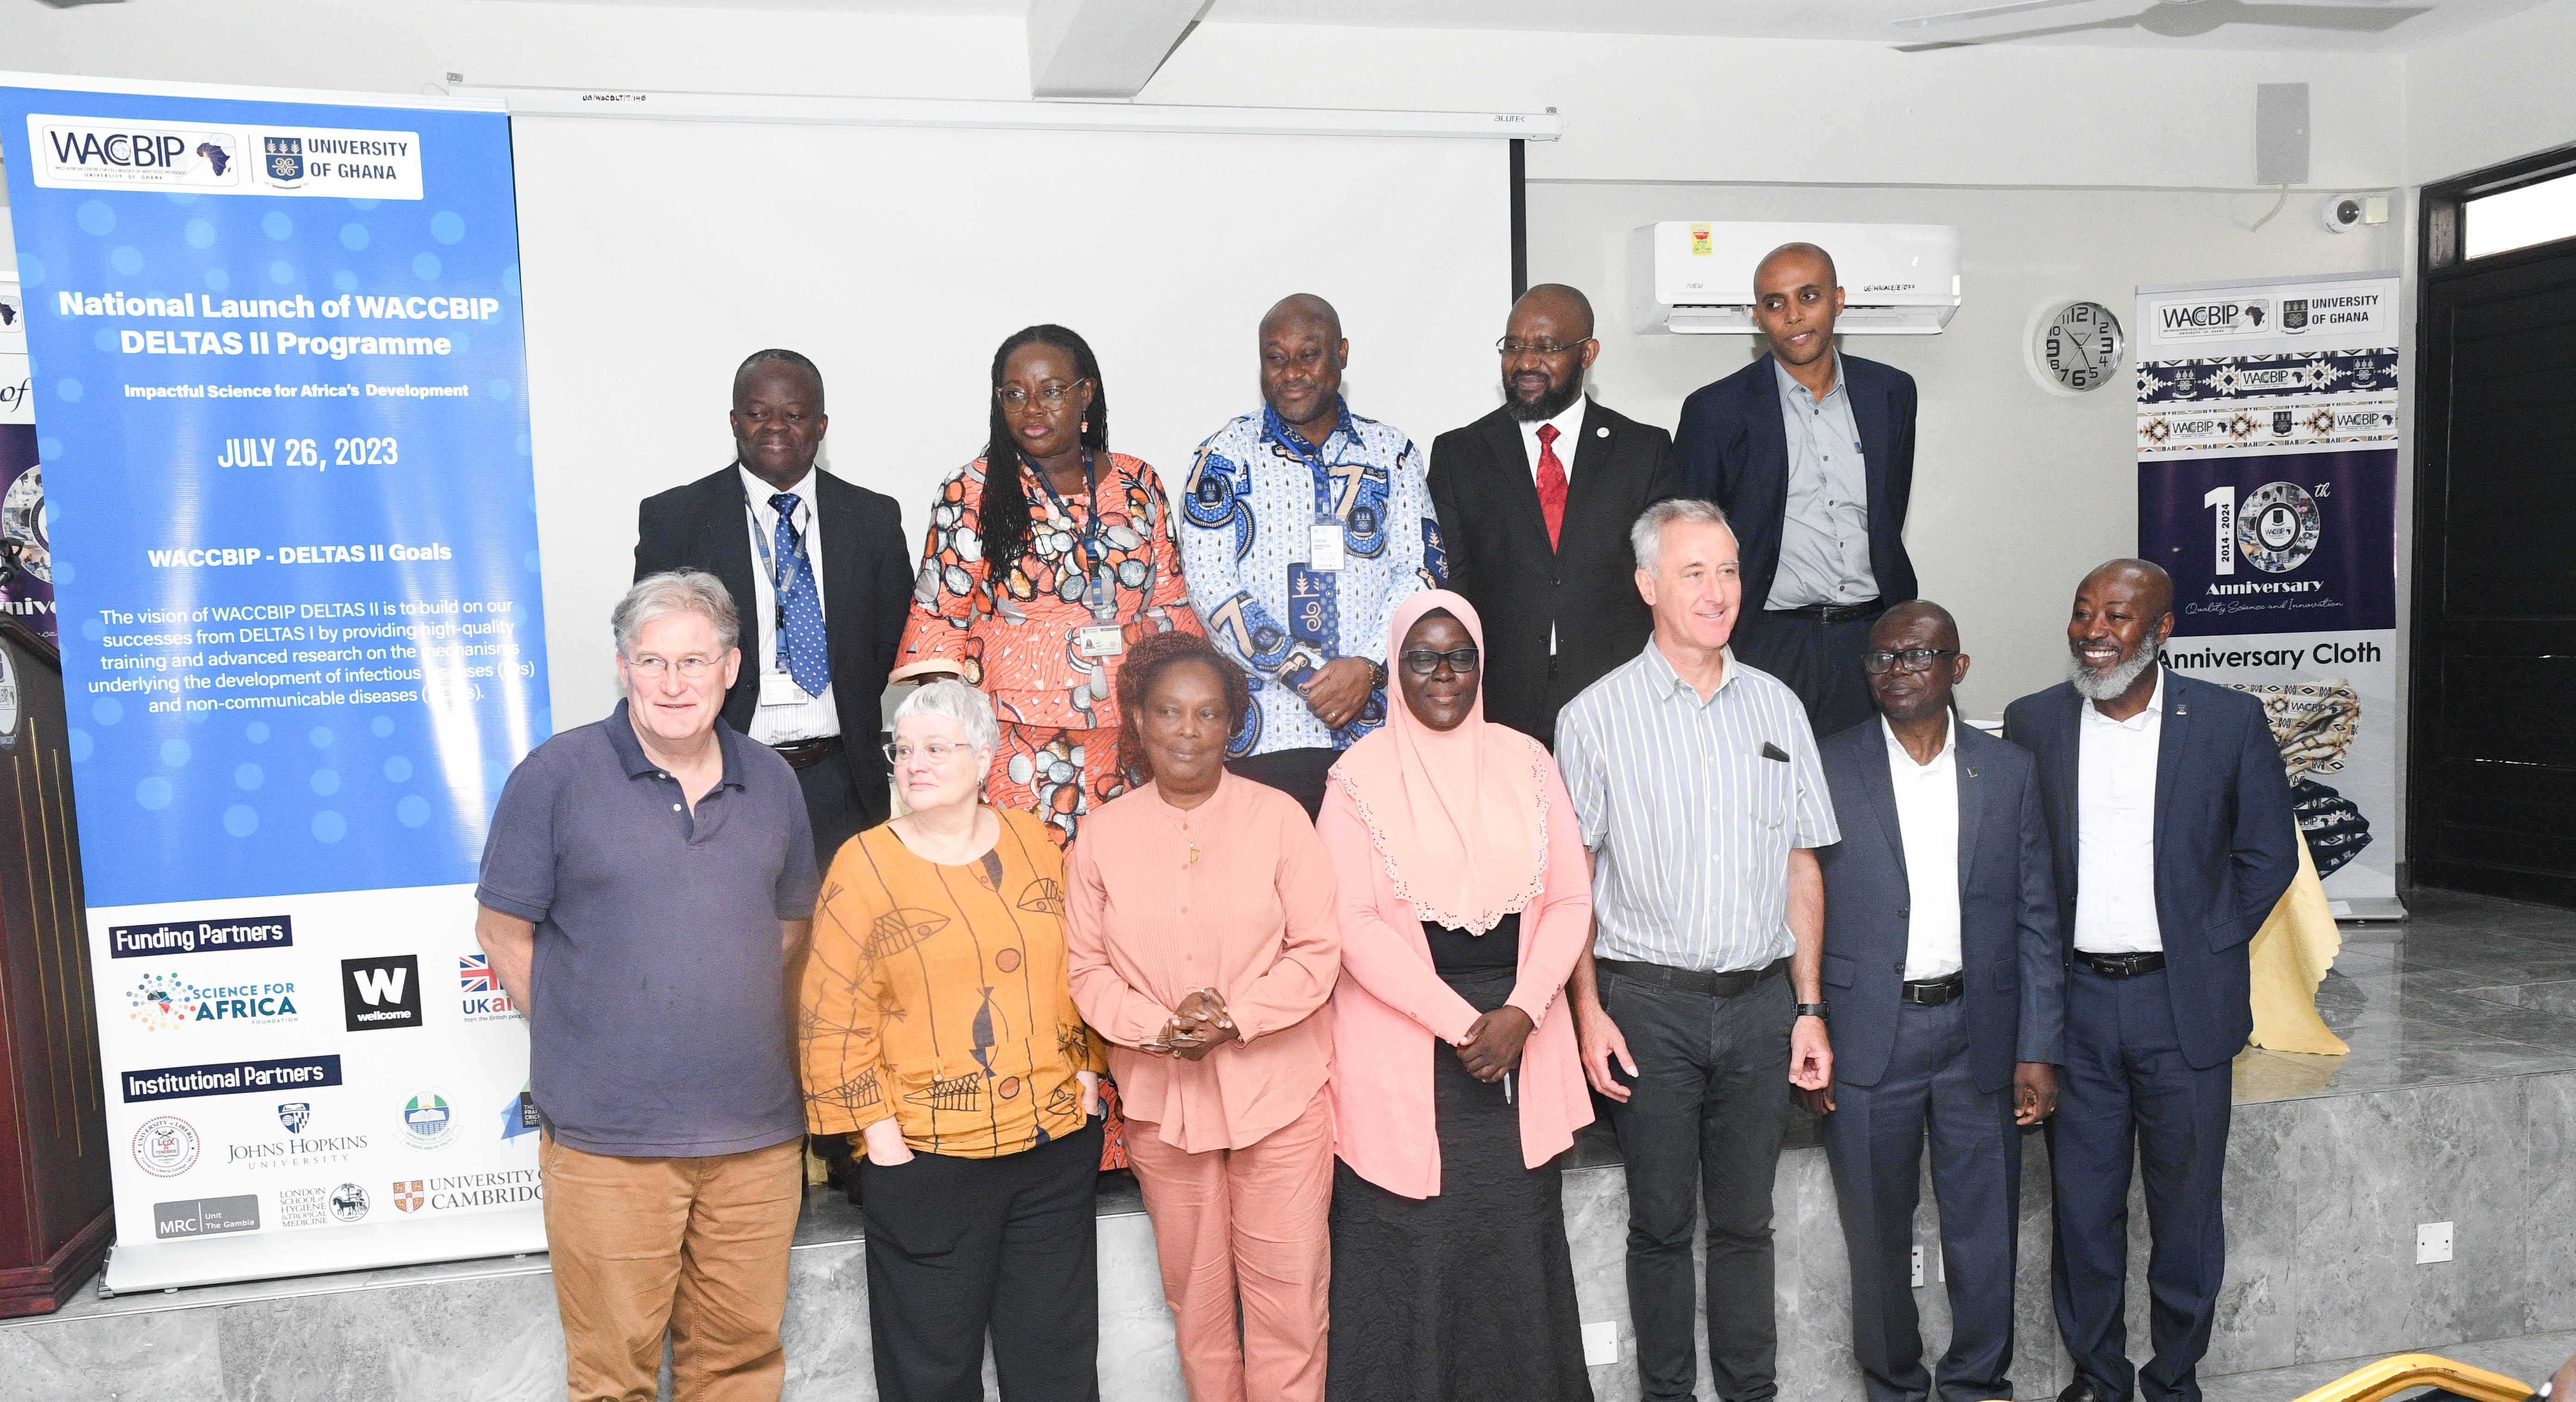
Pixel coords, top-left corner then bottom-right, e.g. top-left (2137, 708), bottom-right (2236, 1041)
top-left (1178, 293), bottom-right (1442, 817)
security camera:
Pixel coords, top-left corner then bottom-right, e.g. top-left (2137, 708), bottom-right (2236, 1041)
top-left (2320, 195), bottom-right (2365, 234)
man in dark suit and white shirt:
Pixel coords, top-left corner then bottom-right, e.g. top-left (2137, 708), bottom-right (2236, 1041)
top-left (1428, 283), bottom-right (1683, 746)
top-left (635, 349), bottom-right (912, 867)
top-left (2004, 559), bottom-right (2297, 1402)
top-left (1808, 600), bottom-right (2062, 1402)
top-left (1675, 242), bottom-right (1919, 738)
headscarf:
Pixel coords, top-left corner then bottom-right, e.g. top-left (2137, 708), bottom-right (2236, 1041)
top-left (1327, 589), bottom-right (1549, 933)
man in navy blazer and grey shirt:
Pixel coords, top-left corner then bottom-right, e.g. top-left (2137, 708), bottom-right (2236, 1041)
top-left (1675, 242), bottom-right (1919, 738)
top-left (1809, 600), bottom-right (2062, 1402)
top-left (2004, 559), bottom-right (2297, 1402)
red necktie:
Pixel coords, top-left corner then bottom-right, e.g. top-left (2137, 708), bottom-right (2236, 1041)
top-left (1535, 423), bottom-right (1567, 550)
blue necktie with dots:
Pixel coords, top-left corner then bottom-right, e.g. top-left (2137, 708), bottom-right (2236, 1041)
top-left (768, 493), bottom-right (830, 697)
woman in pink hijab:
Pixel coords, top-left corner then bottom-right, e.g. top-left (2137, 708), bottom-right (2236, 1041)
top-left (1315, 589), bottom-right (1597, 1402)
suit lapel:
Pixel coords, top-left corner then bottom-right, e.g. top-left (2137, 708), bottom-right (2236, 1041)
top-left (1746, 356), bottom-right (1791, 507)
top-left (1558, 399), bottom-right (1616, 552)
top-left (813, 472), bottom-right (860, 658)
top-left (1846, 358), bottom-right (1895, 542)
top-left (1480, 409), bottom-right (1557, 557)
top-left (704, 466), bottom-right (764, 724)
top-left (2050, 688), bottom-right (2082, 872)
top-left (1854, 728), bottom-right (1909, 888)
top-left (2153, 671), bottom-right (2193, 841)
top-left (1954, 721), bottom-right (1985, 893)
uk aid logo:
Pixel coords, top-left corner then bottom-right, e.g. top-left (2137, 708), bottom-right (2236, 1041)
top-left (459, 954), bottom-right (519, 1022)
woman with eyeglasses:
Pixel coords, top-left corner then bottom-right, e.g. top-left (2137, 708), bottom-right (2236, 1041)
top-left (893, 323), bottom-right (1202, 849)
top-left (799, 678), bottom-right (1108, 1402)
top-left (1317, 589), bottom-right (1598, 1402)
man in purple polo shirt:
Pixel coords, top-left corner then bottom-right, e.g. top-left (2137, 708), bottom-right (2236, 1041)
top-left (476, 569), bottom-right (818, 1402)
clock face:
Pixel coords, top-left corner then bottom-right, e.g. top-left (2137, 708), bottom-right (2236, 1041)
top-left (2040, 301), bottom-right (2124, 392)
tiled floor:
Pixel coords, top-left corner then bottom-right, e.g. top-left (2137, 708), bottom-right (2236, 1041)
top-left (2200, 1327), bottom-right (2576, 1402)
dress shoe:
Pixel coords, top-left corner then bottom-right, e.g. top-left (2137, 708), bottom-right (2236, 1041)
top-left (2059, 1381), bottom-right (2120, 1402)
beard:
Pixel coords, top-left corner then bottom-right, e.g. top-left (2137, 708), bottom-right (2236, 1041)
top-left (2068, 639), bottom-right (2157, 701)
top-left (1504, 369), bottom-right (1585, 423)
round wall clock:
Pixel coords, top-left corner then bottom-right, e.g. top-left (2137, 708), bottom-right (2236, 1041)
top-left (2037, 300), bottom-right (2124, 392)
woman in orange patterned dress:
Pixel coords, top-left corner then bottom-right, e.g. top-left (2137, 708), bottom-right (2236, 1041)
top-left (893, 323), bottom-right (1201, 850)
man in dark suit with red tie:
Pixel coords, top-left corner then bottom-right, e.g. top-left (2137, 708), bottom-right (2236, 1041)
top-left (1427, 284), bottom-right (1683, 747)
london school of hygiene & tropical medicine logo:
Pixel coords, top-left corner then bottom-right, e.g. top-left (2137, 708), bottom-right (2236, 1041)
top-left (132, 1115), bottom-right (201, 1177)
top-left (277, 1181), bottom-right (371, 1228)
top-left (126, 971), bottom-right (300, 1030)
top-left (401, 1089), bottom-right (456, 1151)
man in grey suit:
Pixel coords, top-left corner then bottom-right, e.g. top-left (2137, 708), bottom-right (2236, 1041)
top-left (1806, 600), bottom-right (2064, 1402)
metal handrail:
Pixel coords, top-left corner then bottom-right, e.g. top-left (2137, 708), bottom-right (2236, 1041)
top-left (2285, 1352), bottom-right (2535, 1402)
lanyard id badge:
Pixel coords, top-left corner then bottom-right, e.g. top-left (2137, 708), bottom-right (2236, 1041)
top-left (1028, 452), bottom-right (1125, 660)
top-left (745, 491), bottom-right (820, 701)
top-left (1307, 515), bottom-right (1347, 573)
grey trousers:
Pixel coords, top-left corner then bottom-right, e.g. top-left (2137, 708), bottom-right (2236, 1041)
top-left (1819, 997), bottom-right (2023, 1402)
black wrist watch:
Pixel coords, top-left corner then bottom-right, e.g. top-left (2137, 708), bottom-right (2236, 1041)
top-left (1793, 1002), bottom-right (1830, 1022)
top-left (1367, 658), bottom-right (1388, 692)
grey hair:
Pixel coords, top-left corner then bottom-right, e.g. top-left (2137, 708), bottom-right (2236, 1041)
top-left (1629, 498), bottom-right (1733, 576)
top-left (613, 570), bottom-right (740, 657)
top-left (892, 678), bottom-right (1001, 755)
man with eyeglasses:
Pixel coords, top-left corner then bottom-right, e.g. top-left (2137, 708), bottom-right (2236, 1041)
top-left (1178, 293), bottom-right (1439, 817)
top-left (1428, 282), bottom-right (1682, 748)
top-left (636, 347), bottom-right (913, 869)
top-left (477, 570), bottom-right (819, 1402)
top-left (1805, 601), bottom-right (2062, 1402)
top-left (1675, 242), bottom-right (1921, 738)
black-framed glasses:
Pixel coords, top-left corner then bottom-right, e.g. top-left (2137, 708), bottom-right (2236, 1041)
top-left (994, 379), bottom-right (1089, 410)
top-left (1399, 646), bottom-right (1481, 675)
top-left (1863, 648), bottom-right (1958, 675)
top-left (1494, 337), bottom-right (1591, 357)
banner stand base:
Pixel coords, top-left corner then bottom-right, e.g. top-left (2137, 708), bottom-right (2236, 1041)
top-left (102, 1206), bottom-right (547, 1296)
top-left (2333, 895), bottom-right (2410, 923)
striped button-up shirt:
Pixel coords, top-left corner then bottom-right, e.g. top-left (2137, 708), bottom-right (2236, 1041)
top-left (1556, 640), bottom-right (1839, 973)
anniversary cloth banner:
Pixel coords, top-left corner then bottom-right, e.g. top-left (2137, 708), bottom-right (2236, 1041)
top-left (0, 273), bottom-right (41, 641)
top-left (2135, 272), bottom-right (2403, 917)
top-left (0, 74), bottom-right (553, 1290)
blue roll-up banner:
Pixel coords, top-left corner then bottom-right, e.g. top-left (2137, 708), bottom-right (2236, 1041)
top-left (2135, 273), bottom-right (2404, 920)
top-left (0, 74), bottom-right (554, 1290)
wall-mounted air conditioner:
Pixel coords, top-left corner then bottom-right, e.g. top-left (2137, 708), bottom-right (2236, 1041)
top-left (1631, 221), bottom-right (1962, 335)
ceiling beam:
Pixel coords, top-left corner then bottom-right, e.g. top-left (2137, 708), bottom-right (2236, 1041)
top-left (1026, 0), bottom-right (1206, 100)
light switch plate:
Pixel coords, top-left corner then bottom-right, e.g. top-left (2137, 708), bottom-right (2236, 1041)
top-left (1911, 1245), bottom-right (1926, 1288)
top-left (1582, 1321), bottom-right (1621, 1366)
top-left (2417, 1222), bottom-right (2453, 1264)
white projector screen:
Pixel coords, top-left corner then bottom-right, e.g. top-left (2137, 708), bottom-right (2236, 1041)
top-left (510, 115), bottom-right (1517, 729)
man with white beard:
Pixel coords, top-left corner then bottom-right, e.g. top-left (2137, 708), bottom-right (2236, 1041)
top-left (2002, 558), bottom-right (2296, 1402)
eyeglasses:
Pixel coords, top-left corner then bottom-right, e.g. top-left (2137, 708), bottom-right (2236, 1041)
top-left (883, 740), bottom-right (973, 766)
top-left (1495, 337), bottom-right (1591, 357)
top-left (1863, 648), bottom-right (1959, 675)
top-left (1399, 646), bottom-right (1481, 675)
top-left (994, 380), bottom-right (1089, 410)
top-left (625, 655), bottom-right (721, 680)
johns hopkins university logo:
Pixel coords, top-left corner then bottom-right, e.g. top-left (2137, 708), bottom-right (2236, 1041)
top-left (277, 1101), bottom-right (310, 1135)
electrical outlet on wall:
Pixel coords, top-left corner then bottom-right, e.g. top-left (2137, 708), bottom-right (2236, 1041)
top-left (2417, 1222), bottom-right (2454, 1264)
top-left (1581, 1321), bottom-right (1621, 1366)
top-left (1911, 1245), bottom-right (1926, 1288)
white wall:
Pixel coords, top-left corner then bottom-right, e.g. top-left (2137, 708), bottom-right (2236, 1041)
top-left (2406, 0), bottom-right (2576, 183)
top-left (1524, 181), bottom-right (2403, 720)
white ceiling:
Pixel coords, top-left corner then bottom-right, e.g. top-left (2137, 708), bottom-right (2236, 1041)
top-left (519, 0), bottom-right (2560, 52)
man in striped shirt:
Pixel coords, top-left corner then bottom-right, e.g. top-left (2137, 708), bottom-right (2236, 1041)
top-left (1558, 497), bottom-right (1840, 1402)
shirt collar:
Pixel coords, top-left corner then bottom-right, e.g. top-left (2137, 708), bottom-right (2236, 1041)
top-left (2084, 666), bottom-right (2166, 729)
top-left (1641, 637), bottom-right (1737, 703)
top-left (738, 463), bottom-right (815, 512)
top-left (1260, 399), bottom-right (1355, 458)
top-left (1881, 713), bottom-right (1957, 770)
top-left (1773, 350), bottom-right (1848, 408)
top-left (1523, 394), bottom-right (1589, 450)
top-left (605, 699), bottom-right (748, 792)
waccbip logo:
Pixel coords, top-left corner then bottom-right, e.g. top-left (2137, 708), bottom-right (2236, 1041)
top-left (27, 115), bottom-right (244, 191)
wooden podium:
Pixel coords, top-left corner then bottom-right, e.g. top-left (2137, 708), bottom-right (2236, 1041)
top-left (0, 618), bottom-right (111, 1314)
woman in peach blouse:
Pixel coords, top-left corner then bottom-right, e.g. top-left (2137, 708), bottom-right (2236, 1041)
top-left (1065, 631), bottom-right (1341, 1402)
top-left (1316, 589), bottom-right (1596, 1401)
top-left (894, 323), bottom-right (1201, 847)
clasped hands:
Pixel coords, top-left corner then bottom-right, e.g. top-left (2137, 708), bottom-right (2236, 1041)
top-left (1297, 657), bottom-right (1375, 731)
top-left (1451, 1005), bottom-right (1534, 1083)
top-left (1143, 988), bottom-right (1240, 1061)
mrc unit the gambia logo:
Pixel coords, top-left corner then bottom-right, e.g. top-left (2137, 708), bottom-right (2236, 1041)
top-left (401, 1090), bottom-right (456, 1151)
top-left (132, 1115), bottom-right (201, 1177)
top-left (2237, 481), bottom-right (2323, 574)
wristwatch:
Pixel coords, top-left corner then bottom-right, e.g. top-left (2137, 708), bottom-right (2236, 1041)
top-left (1367, 658), bottom-right (1388, 692)
top-left (1793, 1002), bottom-right (1830, 1022)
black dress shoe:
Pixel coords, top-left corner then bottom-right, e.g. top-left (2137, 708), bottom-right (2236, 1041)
top-left (2059, 1381), bottom-right (2118, 1402)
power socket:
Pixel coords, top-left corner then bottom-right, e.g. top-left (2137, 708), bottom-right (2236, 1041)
top-left (2416, 1222), bottom-right (2453, 1264)
top-left (1581, 1320), bottom-right (1620, 1366)
top-left (1911, 1245), bottom-right (1926, 1288)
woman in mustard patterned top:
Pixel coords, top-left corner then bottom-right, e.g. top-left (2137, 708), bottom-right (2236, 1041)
top-left (800, 678), bottom-right (1108, 1402)
top-left (893, 324), bottom-right (1202, 847)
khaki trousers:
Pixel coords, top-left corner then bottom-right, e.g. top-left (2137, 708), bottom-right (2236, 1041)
top-left (1123, 1090), bottom-right (1333, 1402)
top-left (539, 1133), bottom-right (805, 1402)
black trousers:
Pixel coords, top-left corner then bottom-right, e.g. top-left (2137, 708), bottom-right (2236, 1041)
top-left (861, 1120), bottom-right (1103, 1402)
top-left (793, 751), bottom-right (880, 871)
top-left (1224, 745), bottom-right (1339, 821)
top-left (2050, 967), bottom-right (2231, 1402)
top-left (1600, 962), bottom-right (1796, 1402)
top-left (1819, 997), bottom-right (2022, 1402)
top-left (1731, 609), bottom-right (1879, 739)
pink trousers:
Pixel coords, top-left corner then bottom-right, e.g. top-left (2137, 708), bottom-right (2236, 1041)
top-left (1122, 1090), bottom-right (1334, 1402)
